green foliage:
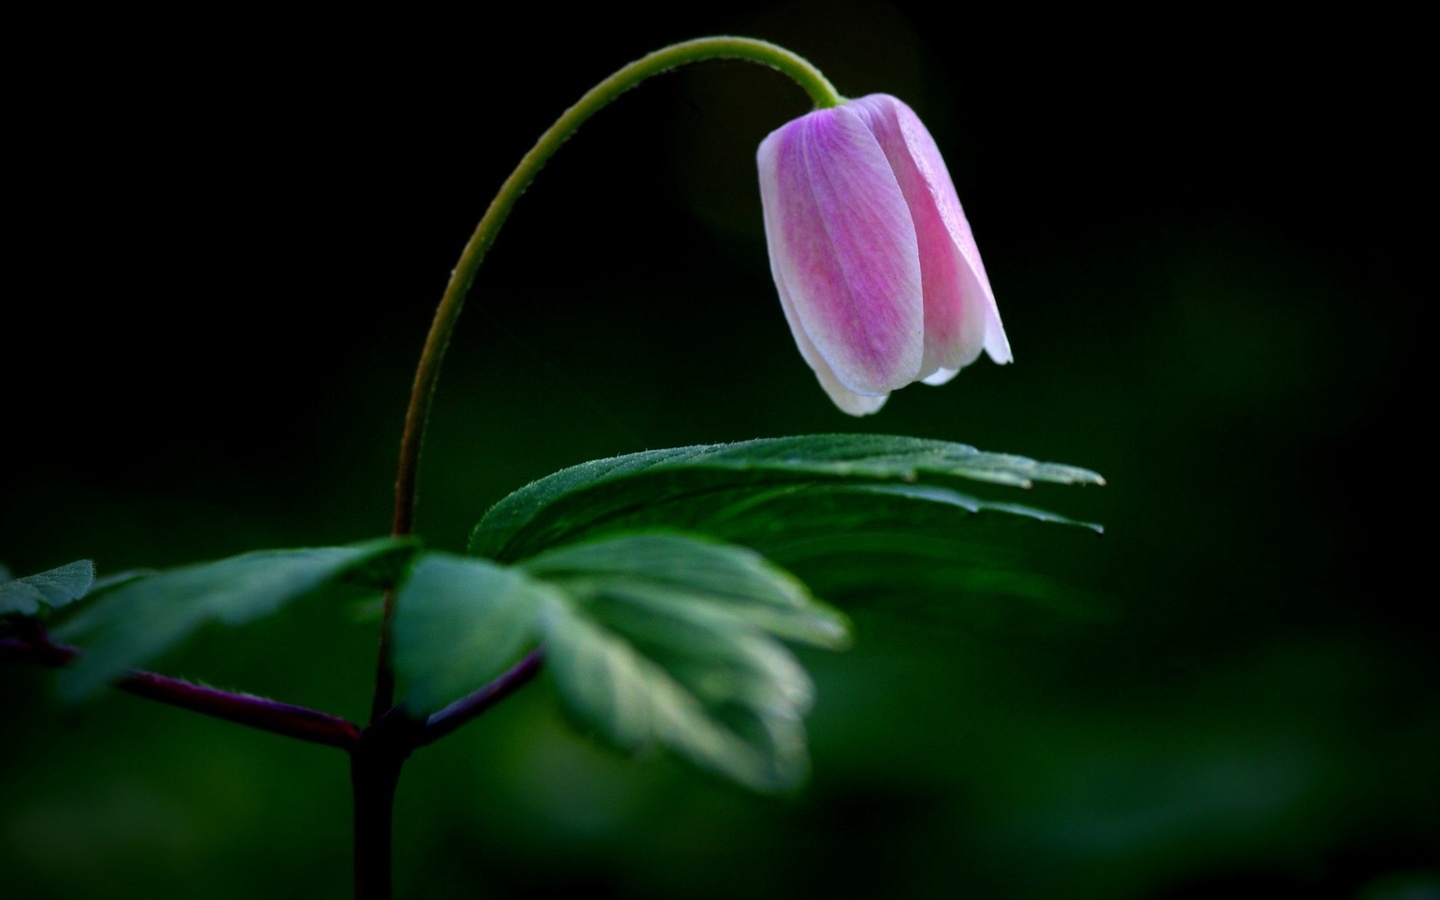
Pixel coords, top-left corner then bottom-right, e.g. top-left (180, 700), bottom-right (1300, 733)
top-left (394, 553), bottom-right (561, 715)
top-left (470, 435), bottom-right (1103, 564)
top-left (52, 539), bottom-right (416, 701)
top-left (532, 532), bottom-right (849, 791)
top-left (685, 482), bottom-right (1105, 611)
top-left (436, 436), bottom-right (1103, 790)
top-left (394, 532), bottom-right (850, 791)
top-left (523, 531), bottom-right (848, 647)
top-left (0, 559), bottom-right (95, 618)
top-left (674, 481), bottom-right (1098, 556)
top-left (23, 436), bottom-right (1101, 793)
top-left (469, 435), bottom-right (1102, 618)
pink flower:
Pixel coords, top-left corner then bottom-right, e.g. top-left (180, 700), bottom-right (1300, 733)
top-left (757, 94), bottom-right (1011, 415)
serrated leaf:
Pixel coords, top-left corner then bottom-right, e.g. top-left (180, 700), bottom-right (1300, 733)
top-left (393, 553), bottom-right (560, 715)
top-left (531, 531), bottom-right (843, 791)
top-left (541, 588), bottom-right (814, 792)
top-left (0, 560), bottom-right (95, 617)
top-left (546, 481), bottom-right (1100, 556)
top-left (701, 483), bottom-right (1099, 560)
top-left (390, 532), bottom-right (847, 791)
top-left (53, 538), bottom-right (415, 701)
top-left (696, 484), bottom-right (1108, 625)
top-left (470, 435), bottom-right (1103, 562)
top-left (523, 532), bottom-right (849, 649)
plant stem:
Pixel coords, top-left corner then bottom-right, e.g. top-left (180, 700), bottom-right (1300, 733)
top-left (417, 648), bottom-right (544, 747)
top-left (351, 712), bottom-right (418, 900)
top-left (351, 753), bottom-right (402, 900)
top-left (0, 635), bottom-right (362, 750)
top-left (355, 37), bottom-right (842, 899)
top-left (370, 36), bottom-right (841, 716)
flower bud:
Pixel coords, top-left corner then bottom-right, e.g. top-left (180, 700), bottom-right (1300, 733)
top-left (757, 94), bottom-right (1011, 415)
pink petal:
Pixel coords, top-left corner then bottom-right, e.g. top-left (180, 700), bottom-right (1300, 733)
top-left (847, 95), bottom-right (1012, 377)
top-left (771, 266), bottom-right (889, 415)
top-left (758, 104), bottom-right (925, 399)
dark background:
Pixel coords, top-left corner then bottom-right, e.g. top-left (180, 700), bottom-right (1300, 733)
top-left (3, 3), bottom-right (1432, 898)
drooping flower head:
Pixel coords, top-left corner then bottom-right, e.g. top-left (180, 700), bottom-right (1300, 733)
top-left (757, 94), bottom-right (1011, 415)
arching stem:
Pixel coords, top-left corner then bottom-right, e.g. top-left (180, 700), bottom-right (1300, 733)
top-left (369, 37), bottom-right (841, 720)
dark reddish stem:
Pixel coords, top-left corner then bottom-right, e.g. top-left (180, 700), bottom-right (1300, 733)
top-left (351, 654), bottom-right (543, 898)
top-left (122, 670), bottom-right (362, 750)
top-left (417, 649), bottom-right (544, 747)
top-left (351, 710), bottom-right (421, 900)
top-left (1, 634), bottom-right (362, 750)
top-left (5, 626), bottom-right (542, 899)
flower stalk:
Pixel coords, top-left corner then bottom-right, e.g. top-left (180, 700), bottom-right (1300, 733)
top-left (373, 36), bottom-right (842, 718)
top-left (0, 33), bottom-right (1025, 900)
top-left (347, 35), bottom-right (848, 900)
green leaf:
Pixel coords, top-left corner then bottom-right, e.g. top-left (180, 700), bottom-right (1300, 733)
top-left (698, 483), bottom-right (1108, 625)
top-left (89, 569), bottom-right (154, 594)
top-left (470, 435), bottom-right (1103, 562)
top-left (0, 560), bottom-right (95, 617)
top-left (392, 533), bottom-right (848, 791)
top-left (542, 592), bottom-right (813, 792)
top-left (393, 553), bottom-right (561, 715)
top-left (523, 532), bottom-right (849, 649)
top-left (53, 538), bottom-right (416, 701)
top-left (593, 481), bottom-right (1099, 554)
top-left (529, 532), bottom-right (848, 791)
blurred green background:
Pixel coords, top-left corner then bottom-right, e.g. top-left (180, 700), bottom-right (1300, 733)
top-left (3, 3), bottom-right (1432, 898)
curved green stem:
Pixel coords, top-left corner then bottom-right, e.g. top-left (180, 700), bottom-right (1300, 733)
top-left (392, 37), bottom-right (836, 539)
top-left (370, 37), bottom-right (840, 717)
